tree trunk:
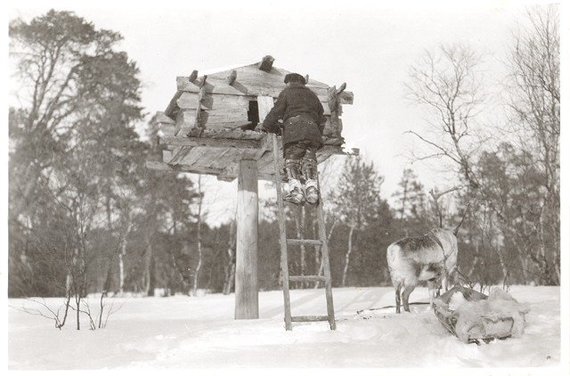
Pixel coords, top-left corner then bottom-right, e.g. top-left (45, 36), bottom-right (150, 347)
top-left (514, 242), bottom-right (529, 284)
top-left (342, 224), bottom-right (356, 287)
top-left (466, 238), bottom-right (480, 281)
top-left (143, 233), bottom-right (154, 296)
top-left (75, 295), bottom-right (81, 330)
top-left (494, 245), bottom-right (509, 288)
top-left (400, 180), bottom-right (409, 220)
top-left (223, 220), bottom-right (236, 295)
top-left (148, 253), bottom-right (156, 297)
top-left (65, 272), bottom-right (73, 297)
top-left (537, 204), bottom-right (550, 284)
top-left (193, 174), bottom-right (204, 296)
top-left (192, 244), bottom-right (202, 295)
top-left (119, 220), bottom-right (132, 294)
top-left (57, 292), bottom-right (72, 329)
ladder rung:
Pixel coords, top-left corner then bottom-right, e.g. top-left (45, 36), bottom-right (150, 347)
top-left (289, 275), bottom-right (327, 282)
top-left (291, 315), bottom-right (330, 322)
top-left (286, 239), bottom-right (323, 246)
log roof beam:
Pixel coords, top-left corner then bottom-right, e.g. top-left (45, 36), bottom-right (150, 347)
top-left (258, 55), bottom-right (274, 72)
top-left (175, 76), bottom-right (353, 105)
top-left (159, 136), bottom-right (262, 149)
top-left (146, 160), bottom-right (274, 181)
top-left (227, 70), bottom-right (237, 86)
top-left (146, 160), bottom-right (224, 175)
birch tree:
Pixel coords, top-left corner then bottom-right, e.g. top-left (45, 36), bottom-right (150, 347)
top-left (504, 5), bottom-right (560, 284)
top-left (405, 6), bottom-right (560, 284)
top-left (332, 156), bottom-right (384, 287)
top-left (405, 43), bottom-right (485, 189)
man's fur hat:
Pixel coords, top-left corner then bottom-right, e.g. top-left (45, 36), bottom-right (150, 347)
top-left (284, 73), bottom-right (306, 85)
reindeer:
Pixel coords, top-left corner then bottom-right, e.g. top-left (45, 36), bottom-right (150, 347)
top-left (386, 222), bottom-right (464, 313)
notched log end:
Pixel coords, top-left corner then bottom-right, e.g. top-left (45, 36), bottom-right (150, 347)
top-left (258, 55), bottom-right (275, 72)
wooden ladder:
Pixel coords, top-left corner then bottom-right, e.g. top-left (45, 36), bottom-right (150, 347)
top-left (270, 133), bottom-right (336, 331)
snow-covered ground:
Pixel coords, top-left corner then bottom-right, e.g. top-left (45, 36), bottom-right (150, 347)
top-left (8, 286), bottom-right (562, 370)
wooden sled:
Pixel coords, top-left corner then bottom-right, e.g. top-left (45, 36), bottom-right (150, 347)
top-left (432, 285), bottom-right (528, 345)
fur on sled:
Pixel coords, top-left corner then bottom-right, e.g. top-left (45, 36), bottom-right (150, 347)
top-left (433, 286), bottom-right (530, 344)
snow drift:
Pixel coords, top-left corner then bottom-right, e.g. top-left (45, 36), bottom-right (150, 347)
top-left (8, 286), bottom-right (560, 369)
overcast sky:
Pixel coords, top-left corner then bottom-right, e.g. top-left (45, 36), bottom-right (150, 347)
top-left (7, 0), bottom-right (564, 226)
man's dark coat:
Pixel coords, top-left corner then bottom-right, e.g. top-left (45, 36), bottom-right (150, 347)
top-left (262, 82), bottom-right (326, 147)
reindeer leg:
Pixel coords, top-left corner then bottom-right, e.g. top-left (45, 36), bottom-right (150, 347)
top-left (402, 286), bottom-right (415, 312)
top-left (395, 283), bottom-right (402, 314)
top-left (446, 266), bottom-right (457, 291)
top-left (427, 280), bottom-right (438, 309)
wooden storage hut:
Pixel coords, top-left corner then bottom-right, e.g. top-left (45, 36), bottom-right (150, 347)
top-left (147, 55), bottom-right (353, 180)
top-left (147, 56), bottom-right (354, 320)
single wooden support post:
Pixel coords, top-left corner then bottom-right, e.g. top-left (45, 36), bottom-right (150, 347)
top-left (235, 159), bottom-right (259, 319)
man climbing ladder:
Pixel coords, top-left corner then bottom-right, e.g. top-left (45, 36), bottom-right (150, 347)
top-left (268, 131), bottom-right (336, 331)
top-left (261, 73), bottom-right (326, 205)
top-left (257, 74), bottom-right (336, 331)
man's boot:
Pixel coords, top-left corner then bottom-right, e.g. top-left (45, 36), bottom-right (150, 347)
top-left (302, 157), bottom-right (319, 205)
top-left (283, 159), bottom-right (305, 205)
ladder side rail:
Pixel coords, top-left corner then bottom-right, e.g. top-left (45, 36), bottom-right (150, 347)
top-left (316, 190), bottom-right (337, 330)
top-left (271, 133), bottom-right (293, 331)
